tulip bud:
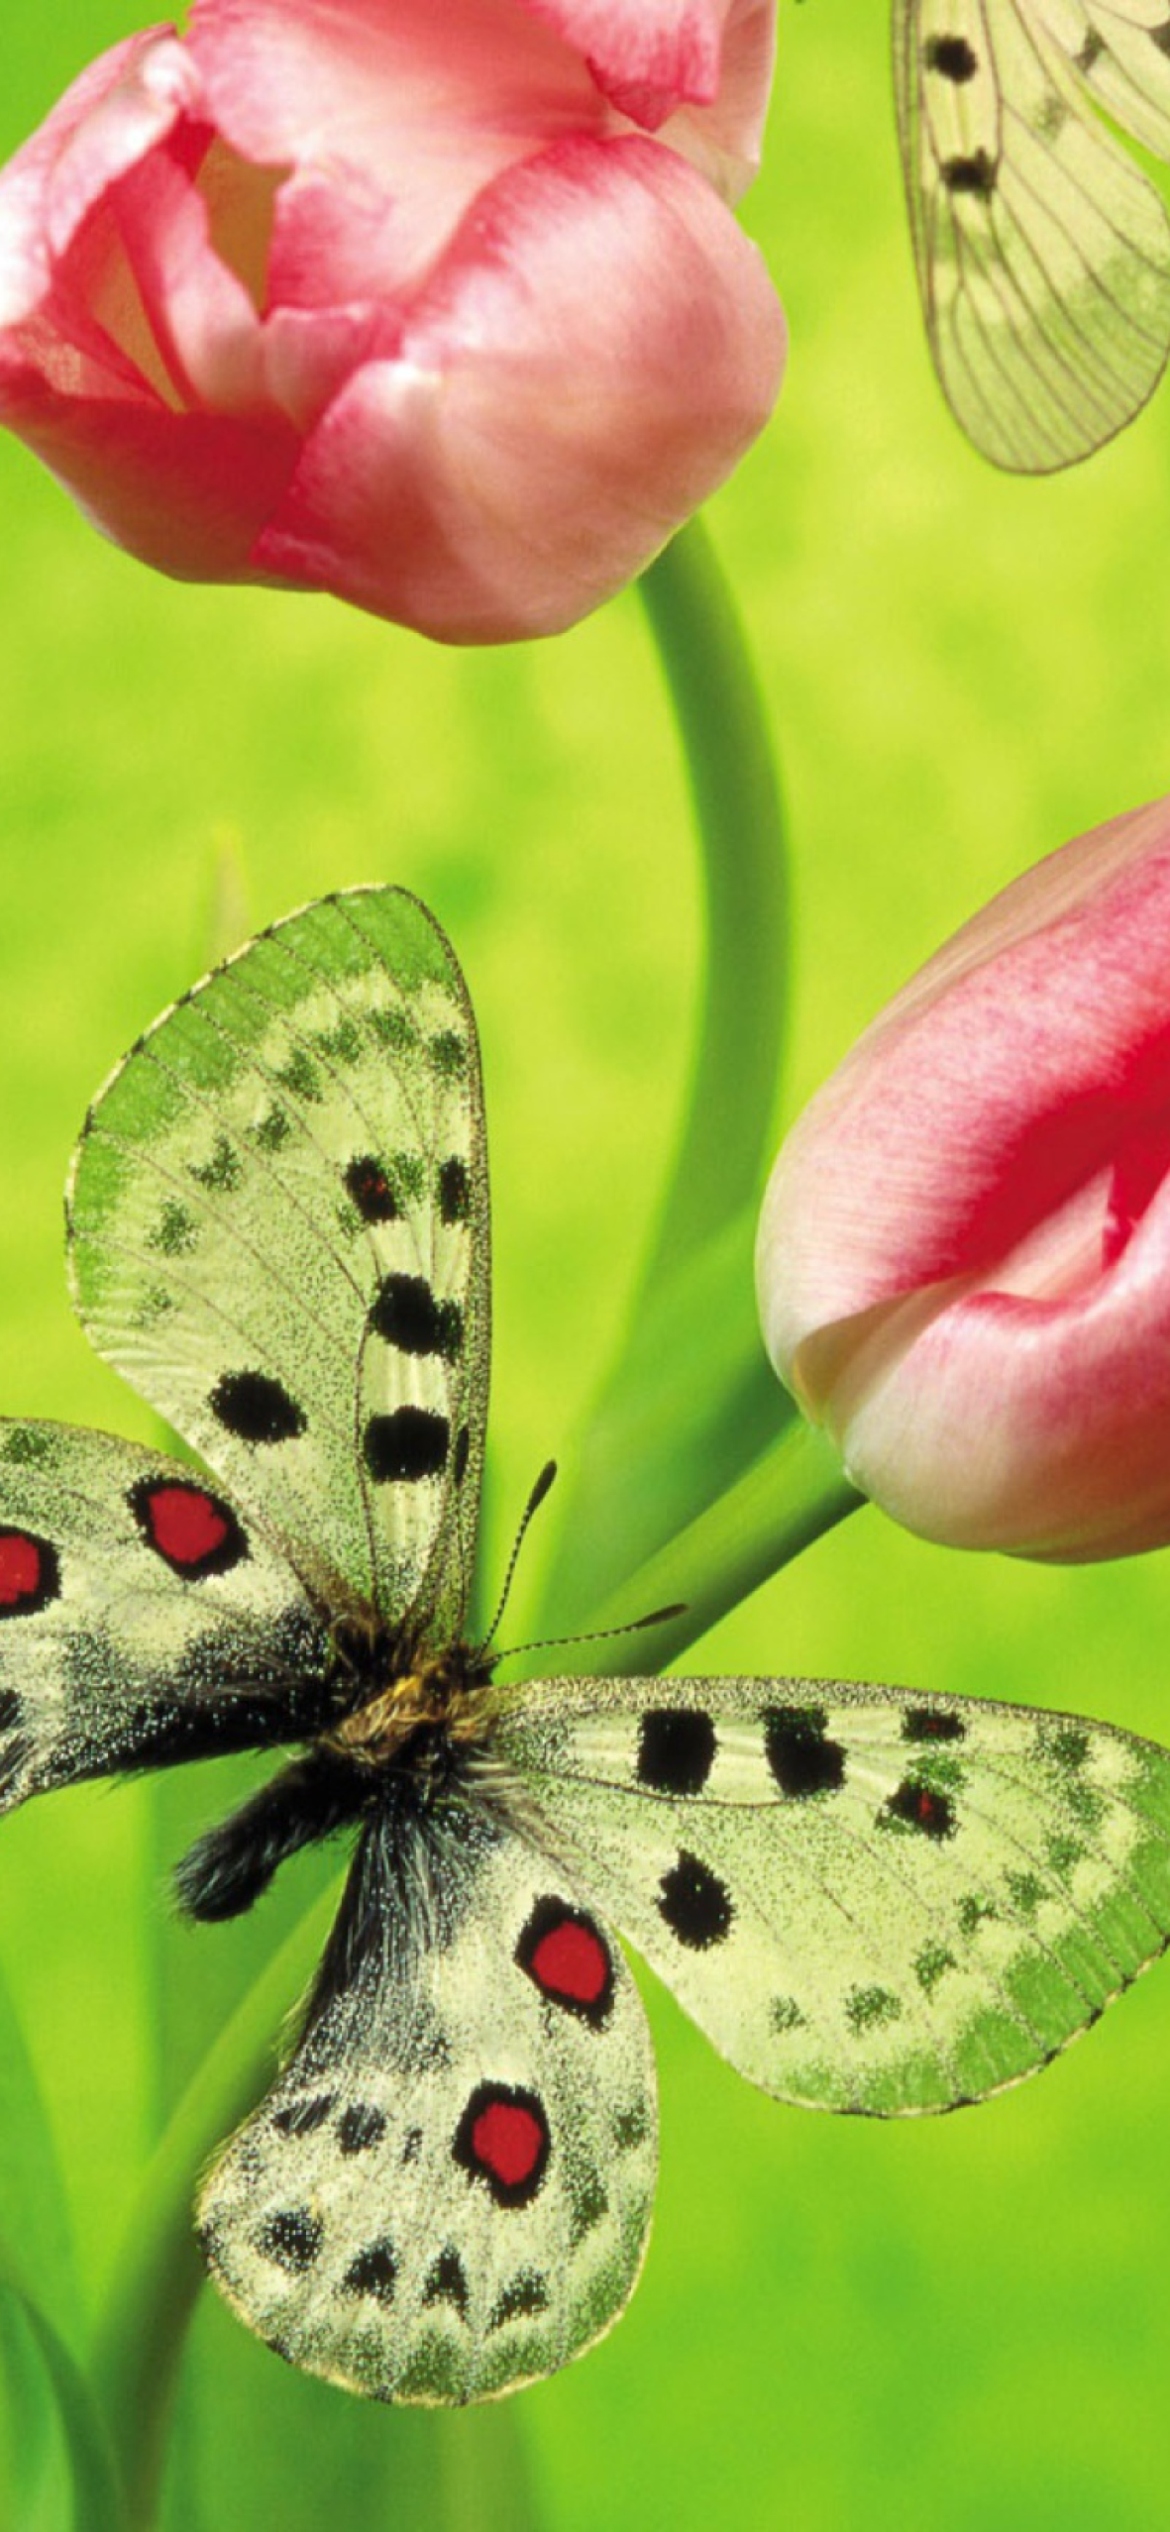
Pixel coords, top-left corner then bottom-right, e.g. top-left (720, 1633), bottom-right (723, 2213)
top-left (756, 797), bottom-right (1170, 1561)
top-left (0, 0), bottom-right (783, 643)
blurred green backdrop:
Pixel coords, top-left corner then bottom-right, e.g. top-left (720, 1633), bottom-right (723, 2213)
top-left (5, 5), bottom-right (1170, 2527)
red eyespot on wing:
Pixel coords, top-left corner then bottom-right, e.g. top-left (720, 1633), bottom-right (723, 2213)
top-left (0, 1528), bottom-right (59, 1617)
top-left (130, 1481), bottom-right (247, 1579)
top-left (516, 1898), bottom-right (614, 2025)
top-left (453, 2084), bottom-right (550, 2206)
top-left (473, 2102), bottom-right (545, 2189)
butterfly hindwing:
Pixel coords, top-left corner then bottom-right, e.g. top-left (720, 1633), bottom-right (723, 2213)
top-left (895, 0), bottom-right (1170, 467)
top-left (495, 1675), bottom-right (1170, 2113)
top-left (0, 1419), bottom-right (329, 1807)
top-left (199, 1802), bottom-right (657, 2402)
top-left (67, 889), bottom-right (489, 1641)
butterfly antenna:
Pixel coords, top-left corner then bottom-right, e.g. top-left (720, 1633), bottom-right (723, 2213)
top-left (493, 1602), bottom-right (687, 1667)
top-left (474, 1460), bottom-right (559, 1661)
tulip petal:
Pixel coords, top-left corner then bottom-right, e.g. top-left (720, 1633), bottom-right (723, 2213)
top-left (516, 0), bottom-right (775, 195)
top-left (91, 134), bottom-right (269, 417)
top-left (758, 797), bottom-right (1170, 1561)
top-left (760, 806), bottom-right (1170, 1364)
top-left (834, 1185), bottom-right (1170, 1559)
top-left (0, 31), bottom-right (181, 328)
top-left (0, 363), bottom-right (300, 578)
top-left (251, 133), bottom-right (784, 641)
top-left (188, 0), bottom-right (608, 297)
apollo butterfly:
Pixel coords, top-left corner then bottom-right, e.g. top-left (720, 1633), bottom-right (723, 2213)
top-left (1, 887), bottom-right (1169, 2401)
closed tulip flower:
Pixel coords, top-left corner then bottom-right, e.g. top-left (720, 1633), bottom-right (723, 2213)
top-left (0, 0), bottom-right (783, 642)
top-left (757, 797), bottom-right (1170, 1561)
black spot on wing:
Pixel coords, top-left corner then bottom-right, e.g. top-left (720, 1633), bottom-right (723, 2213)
top-left (902, 1707), bottom-right (966, 1744)
top-left (363, 1409), bottom-right (450, 1483)
top-left (340, 2238), bottom-right (397, 2304)
top-left (423, 2249), bottom-right (469, 2318)
top-left (657, 1850), bottom-right (733, 1949)
top-left (846, 1985), bottom-right (903, 2034)
top-left (489, 2273), bottom-right (549, 2333)
top-left (337, 2103), bottom-right (387, 2156)
top-left (637, 1708), bottom-right (716, 1795)
top-left (568, 2171), bottom-right (608, 2245)
top-left (271, 2094), bottom-right (334, 2138)
top-left (257, 2208), bottom-right (322, 2273)
top-left (149, 1198), bottom-right (197, 1256)
top-left (209, 1371), bottom-right (306, 1445)
top-left (189, 1132), bottom-right (241, 1193)
top-left (369, 1272), bottom-right (463, 1360)
top-left (345, 1154), bottom-right (399, 1221)
top-left (765, 1706), bottom-right (845, 1797)
top-left (254, 1106), bottom-right (290, 1152)
top-left (613, 2100), bottom-right (649, 2153)
top-left (924, 32), bottom-right (977, 80)
top-left (941, 149), bottom-right (997, 197)
top-left (438, 1157), bottom-right (470, 1224)
top-left (430, 1029), bottom-right (467, 1080)
top-left (883, 1780), bottom-right (957, 1840)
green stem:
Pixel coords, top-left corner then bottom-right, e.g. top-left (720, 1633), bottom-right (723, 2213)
top-left (90, 1886), bottom-right (338, 2532)
top-left (634, 513), bottom-right (788, 1283)
top-left (527, 1423), bottom-right (862, 1685)
top-left (541, 517), bottom-right (790, 1622)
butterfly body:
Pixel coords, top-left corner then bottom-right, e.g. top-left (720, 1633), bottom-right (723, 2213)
top-left (171, 1631), bottom-right (495, 1926)
top-left (3, 886), bottom-right (1170, 2401)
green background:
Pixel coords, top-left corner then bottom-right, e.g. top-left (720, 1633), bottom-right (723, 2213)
top-left (4, 4), bottom-right (1170, 2525)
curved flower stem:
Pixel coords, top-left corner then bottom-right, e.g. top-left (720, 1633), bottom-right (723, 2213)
top-left (527, 1423), bottom-right (863, 1686)
top-left (90, 1886), bottom-right (338, 2532)
top-left (634, 513), bottom-right (789, 1284)
top-left (540, 514), bottom-right (791, 1623)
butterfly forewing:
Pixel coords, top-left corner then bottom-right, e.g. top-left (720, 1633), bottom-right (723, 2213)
top-left (199, 1802), bottom-right (656, 2403)
top-left (67, 890), bottom-right (489, 1642)
top-left (896, 0), bottom-right (1170, 467)
top-left (495, 1676), bottom-right (1170, 2114)
top-left (0, 1421), bottom-right (329, 1805)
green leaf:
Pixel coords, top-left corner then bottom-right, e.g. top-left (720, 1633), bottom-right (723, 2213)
top-left (0, 2266), bottom-right (125, 2532)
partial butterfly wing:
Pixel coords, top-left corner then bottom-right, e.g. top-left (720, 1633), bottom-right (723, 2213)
top-left (0, 1421), bottom-right (329, 1808)
top-left (67, 890), bottom-right (489, 1643)
top-left (494, 1675), bottom-right (1170, 2113)
top-left (199, 1801), bottom-right (656, 2402)
top-left (894, 0), bottom-right (1170, 468)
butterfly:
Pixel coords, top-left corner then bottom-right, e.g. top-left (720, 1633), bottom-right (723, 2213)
top-left (3, 886), bottom-right (1170, 2405)
top-left (895, 0), bottom-right (1170, 468)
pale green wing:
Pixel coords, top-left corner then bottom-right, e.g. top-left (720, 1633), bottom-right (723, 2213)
top-left (895, 0), bottom-right (1170, 468)
top-left (200, 1802), bottom-right (656, 2403)
top-left (67, 890), bottom-right (489, 1641)
top-left (492, 1675), bottom-right (1170, 2114)
top-left (0, 1420), bottom-right (329, 1807)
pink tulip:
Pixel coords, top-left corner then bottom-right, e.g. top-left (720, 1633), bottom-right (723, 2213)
top-left (757, 797), bottom-right (1170, 1561)
top-left (0, 0), bottom-right (783, 642)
